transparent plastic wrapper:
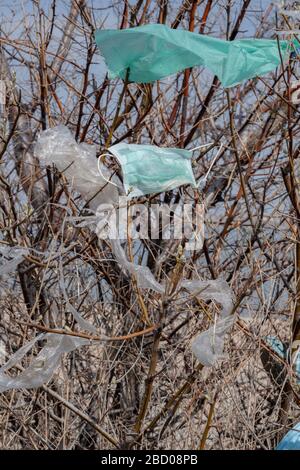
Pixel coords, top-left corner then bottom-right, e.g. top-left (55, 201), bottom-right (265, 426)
top-left (34, 126), bottom-right (122, 211)
top-left (182, 279), bottom-right (234, 317)
top-left (58, 258), bottom-right (98, 333)
top-left (0, 245), bottom-right (29, 276)
top-left (182, 279), bottom-right (235, 366)
top-left (95, 24), bottom-right (291, 87)
top-left (276, 422), bottom-right (300, 450)
top-left (111, 239), bottom-right (164, 293)
top-left (191, 316), bottom-right (235, 367)
top-left (108, 143), bottom-right (196, 198)
top-left (0, 333), bottom-right (91, 392)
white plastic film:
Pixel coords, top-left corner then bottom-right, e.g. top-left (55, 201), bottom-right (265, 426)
top-left (182, 279), bottom-right (235, 366)
top-left (0, 333), bottom-right (91, 392)
top-left (34, 125), bottom-right (122, 210)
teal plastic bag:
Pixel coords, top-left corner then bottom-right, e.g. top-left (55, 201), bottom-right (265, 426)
top-left (265, 335), bottom-right (300, 384)
top-left (107, 143), bottom-right (197, 198)
top-left (95, 24), bottom-right (291, 87)
top-left (265, 336), bottom-right (286, 359)
top-left (276, 422), bottom-right (300, 450)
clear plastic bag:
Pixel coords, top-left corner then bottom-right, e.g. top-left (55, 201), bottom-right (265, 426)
top-left (34, 125), bottom-right (122, 210)
top-left (182, 279), bottom-right (235, 366)
top-left (191, 316), bottom-right (235, 366)
top-left (0, 245), bottom-right (29, 277)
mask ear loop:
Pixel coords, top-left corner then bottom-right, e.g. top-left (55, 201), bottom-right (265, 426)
top-left (189, 142), bottom-right (214, 152)
top-left (97, 152), bottom-right (120, 188)
top-left (196, 143), bottom-right (224, 189)
top-left (184, 143), bottom-right (223, 248)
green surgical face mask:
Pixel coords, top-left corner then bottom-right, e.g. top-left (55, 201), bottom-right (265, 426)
top-left (95, 24), bottom-right (291, 87)
top-left (106, 143), bottom-right (197, 198)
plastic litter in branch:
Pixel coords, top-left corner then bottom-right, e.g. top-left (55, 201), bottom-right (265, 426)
top-left (95, 24), bottom-right (291, 87)
top-left (0, 245), bottom-right (29, 277)
top-left (276, 422), bottom-right (300, 450)
top-left (34, 125), bottom-right (122, 210)
top-left (182, 279), bottom-right (235, 366)
top-left (0, 334), bottom-right (92, 392)
top-left (265, 335), bottom-right (300, 384)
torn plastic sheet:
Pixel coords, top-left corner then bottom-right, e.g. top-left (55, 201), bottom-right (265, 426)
top-left (191, 316), bottom-right (235, 367)
top-left (182, 279), bottom-right (234, 317)
top-left (276, 422), bottom-right (300, 450)
top-left (95, 24), bottom-right (291, 87)
top-left (111, 239), bottom-right (165, 293)
top-left (0, 245), bottom-right (29, 276)
top-left (110, 242), bottom-right (235, 366)
top-left (110, 241), bottom-right (235, 367)
top-left (108, 143), bottom-right (197, 198)
top-left (34, 125), bottom-right (122, 210)
top-left (0, 333), bottom-right (91, 392)
top-left (58, 257), bottom-right (98, 334)
top-left (182, 279), bottom-right (235, 366)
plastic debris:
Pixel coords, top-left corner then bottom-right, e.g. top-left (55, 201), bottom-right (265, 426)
top-left (110, 243), bottom-right (235, 366)
top-left (182, 279), bottom-right (235, 366)
top-left (33, 126), bottom-right (236, 373)
top-left (111, 239), bottom-right (165, 293)
top-left (0, 333), bottom-right (91, 392)
top-left (265, 335), bottom-right (300, 384)
top-left (58, 258), bottom-right (99, 334)
top-left (0, 245), bottom-right (29, 276)
top-left (276, 422), bottom-right (300, 450)
top-left (108, 143), bottom-right (197, 198)
top-left (34, 125), bottom-right (122, 210)
top-left (265, 336), bottom-right (286, 359)
top-left (191, 316), bottom-right (235, 367)
top-left (182, 279), bottom-right (234, 317)
top-left (95, 24), bottom-right (291, 87)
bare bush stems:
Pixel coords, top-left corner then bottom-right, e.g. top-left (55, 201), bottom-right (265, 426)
top-left (1, 0), bottom-right (300, 450)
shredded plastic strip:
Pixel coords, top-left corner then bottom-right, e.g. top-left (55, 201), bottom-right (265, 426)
top-left (0, 333), bottom-right (92, 393)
